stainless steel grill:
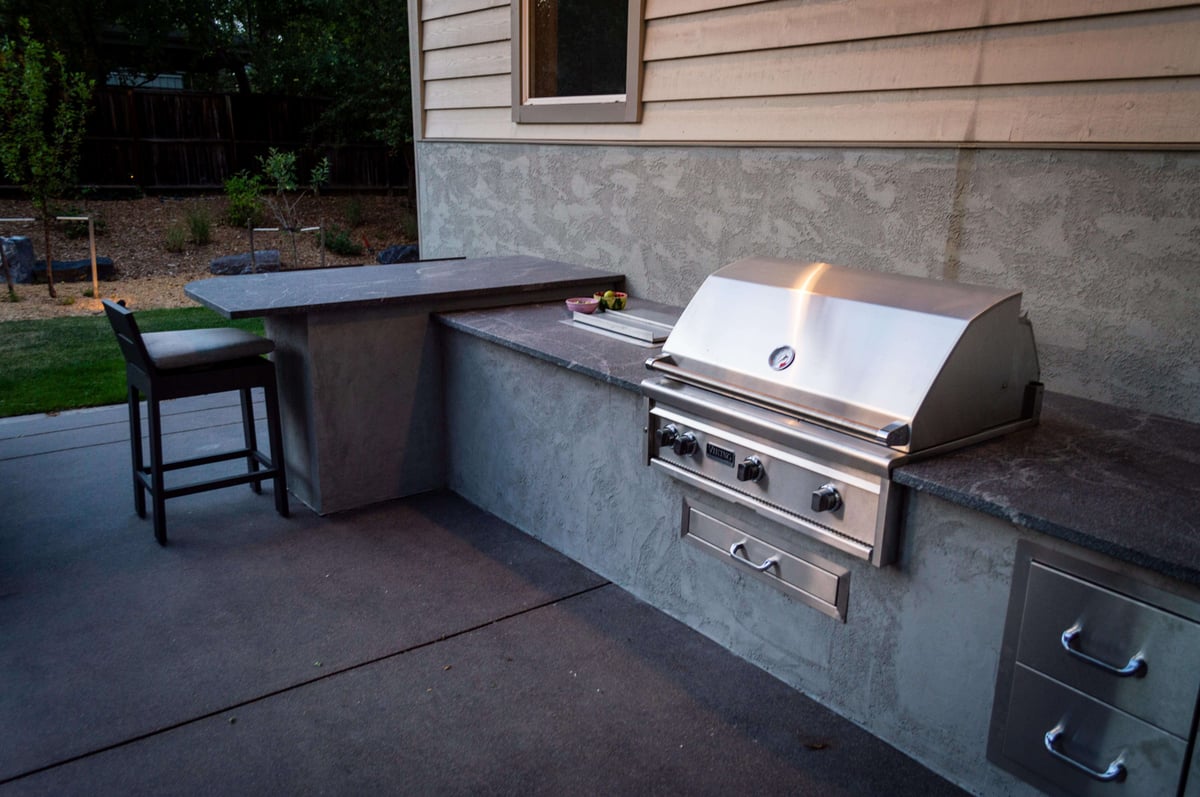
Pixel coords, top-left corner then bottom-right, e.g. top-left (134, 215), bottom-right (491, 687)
top-left (643, 257), bottom-right (1042, 567)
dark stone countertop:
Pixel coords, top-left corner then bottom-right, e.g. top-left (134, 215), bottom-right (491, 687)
top-left (436, 299), bottom-right (679, 392)
top-left (185, 255), bottom-right (622, 319)
top-left (895, 393), bottom-right (1200, 585)
top-left (439, 300), bottom-right (1200, 587)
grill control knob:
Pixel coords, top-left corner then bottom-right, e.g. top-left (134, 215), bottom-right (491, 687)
top-left (672, 432), bottom-right (698, 457)
top-left (654, 424), bottom-right (679, 448)
top-left (811, 483), bottom-right (842, 513)
top-left (736, 457), bottom-right (764, 483)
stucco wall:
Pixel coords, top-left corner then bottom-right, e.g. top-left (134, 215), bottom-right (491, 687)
top-left (441, 329), bottom-right (1043, 795)
top-left (417, 142), bottom-right (1200, 423)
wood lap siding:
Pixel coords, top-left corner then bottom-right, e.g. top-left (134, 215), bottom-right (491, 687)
top-left (641, 0), bottom-right (1199, 56)
top-left (416, 0), bottom-right (1200, 146)
top-left (422, 0), bottom-right (509, 20)
top-left (644, 11), bottom-right (1200, 100)
top-left (424, 41), bottom-right (510, 81)
top-left (422, 5), bottom-right (508, 51)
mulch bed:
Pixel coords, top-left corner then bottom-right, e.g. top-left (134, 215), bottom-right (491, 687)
top-left (1, 195), bottom-right (414, 321)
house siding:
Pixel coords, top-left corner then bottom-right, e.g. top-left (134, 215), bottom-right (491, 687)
top-left (410, 1), bottom-right (1200, 423)
top-left (416, 0), bottom-right (1200, 146)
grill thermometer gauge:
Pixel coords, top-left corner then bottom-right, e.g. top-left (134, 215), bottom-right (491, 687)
top-left (768, 346), bottom-right (795, 371)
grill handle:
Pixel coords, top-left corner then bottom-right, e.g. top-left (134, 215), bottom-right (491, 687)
top-left (646, 354), bottom-right (910, 447)
top-left (728, 541), bottom-right (779, 573)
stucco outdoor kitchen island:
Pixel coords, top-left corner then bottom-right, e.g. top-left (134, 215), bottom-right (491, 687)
top-left (435, 299), bottom-right (1200, 796)
top-left (185, 255), bottom-right (623, 513)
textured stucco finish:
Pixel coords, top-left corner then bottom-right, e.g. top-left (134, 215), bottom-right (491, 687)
top-left (418, 142), bottom-right (1200, 423)
top-left (442, 329), bottom-right (1043, 795)
top-left (266, 305), bottom-right (446, 513)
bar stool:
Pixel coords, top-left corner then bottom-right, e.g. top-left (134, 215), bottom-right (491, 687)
top-left (103, 300), bottom-right (289, 544)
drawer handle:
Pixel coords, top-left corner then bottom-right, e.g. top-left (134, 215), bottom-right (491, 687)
top-left (1061, 625), bottom-right (1147, 677)
top-left (728, 540), bottom-right (779, 573)
top-left (1044, 725), bottom-right (1126, 783)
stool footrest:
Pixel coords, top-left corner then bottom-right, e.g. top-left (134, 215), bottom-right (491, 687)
top-left (148, 447), bottom-right (272, 473)
top-left (138, 465), bottom-right (283, 500)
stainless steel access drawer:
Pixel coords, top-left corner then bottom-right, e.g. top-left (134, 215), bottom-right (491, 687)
top-left (681, 499), bottom-right (849, 621)
top-left (989, 542), bottom-right (1200, 797)
top-left (1002, 665), bottom-right (1187, 797)
top-left (1019, 562), bottom-right (1200, 738)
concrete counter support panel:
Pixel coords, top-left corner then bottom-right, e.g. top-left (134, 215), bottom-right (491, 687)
top-left (268, 306), bottom-right (444, 514)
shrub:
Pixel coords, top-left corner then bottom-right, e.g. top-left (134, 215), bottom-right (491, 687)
top-left (224, 171), bottom-right (264, 228)
top-left (186, 207), bottom-right (212, 245)
top-left (260, 148), bottom-right (297, 193)
top-left (55, 207), bottom-right (106, 239)
top-left (398, 210), bottom-right (418, 241)
top-left (344, 196), bottom-right (365, 228)
top-left (164, 223), bottom-right (187, 253)
top-left (310, 156), bottom-right (331, 197)
top-left (323, 224), bottom-right (363, 256)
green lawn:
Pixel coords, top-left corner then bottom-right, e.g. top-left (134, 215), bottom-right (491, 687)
top-left (0, 307), bottom-right (264, 418)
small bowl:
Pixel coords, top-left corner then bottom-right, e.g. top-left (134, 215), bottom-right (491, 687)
top-left (593, 291), bottom-right (628, 311)
top-left (566, 297), bottom-right (600, 314)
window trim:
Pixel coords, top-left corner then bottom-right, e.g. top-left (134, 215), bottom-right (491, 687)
top-left (511, 0), bottom-right (644, 124)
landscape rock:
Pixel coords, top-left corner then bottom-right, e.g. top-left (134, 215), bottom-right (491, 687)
top-left (209, 249), bottom-right (281, 275)
top-left (377, 244), bottom-right (419, 265)
top-left (1, 236), bottom-right (35, 283)
top-left (32, 257), bottom-right (116, 283)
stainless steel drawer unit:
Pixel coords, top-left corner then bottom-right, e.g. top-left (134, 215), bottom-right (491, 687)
top-left (990, 541), bottom-right (1200, 796)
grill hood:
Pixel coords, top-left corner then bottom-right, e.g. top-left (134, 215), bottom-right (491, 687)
top-left (653, 257), bottom-right (1041, 453)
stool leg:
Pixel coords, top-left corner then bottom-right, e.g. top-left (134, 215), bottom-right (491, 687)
top-left (128, 384), bottom-right (146, 519)
top-left (264, 378), bottom-right (289, 518)
top-left (240, 387), bottom-right (261, 494)
top-left (147, 394), bottom-right (168, 545)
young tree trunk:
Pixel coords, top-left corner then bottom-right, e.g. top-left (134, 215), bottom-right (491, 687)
top-left (39, 203), bottom-right (56, 299)
top-left (0, 238), bottom-right (15, 298)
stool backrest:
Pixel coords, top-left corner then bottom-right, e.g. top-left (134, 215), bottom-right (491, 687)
top-left (102, 299), bottom-right (155, 374)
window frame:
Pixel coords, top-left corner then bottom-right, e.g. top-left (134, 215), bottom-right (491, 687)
top-left (511, 0), bottom-right (644, 124)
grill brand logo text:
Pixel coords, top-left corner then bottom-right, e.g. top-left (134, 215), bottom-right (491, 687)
top-left (706, 443), bottom-right (736, 466)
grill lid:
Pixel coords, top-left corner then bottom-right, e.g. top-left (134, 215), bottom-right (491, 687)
top-left (652, 257), bottom-right (1040, 452)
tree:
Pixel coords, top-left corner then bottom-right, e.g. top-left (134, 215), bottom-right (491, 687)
top-left (0, 18), bottom-right (93, 297)
top-left (259, 147), bottom-right (330, 267)
top-left (2, 0), bottom-right (413, 152)
top-left (0, 0), bottom-right (252, 89)
top-left (248, 0), bottom-right (412, 152)
top-left (1, 0), bottom-right (414, 201)
top-left (271, 0), bottom-right (414, 204)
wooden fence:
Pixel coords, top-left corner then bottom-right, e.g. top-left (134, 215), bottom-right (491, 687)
top-left (35, 88), bottom-right (408, 194)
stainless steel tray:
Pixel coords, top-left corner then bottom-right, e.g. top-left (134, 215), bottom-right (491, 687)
top-left (573, 308), bottom-right (674, 343)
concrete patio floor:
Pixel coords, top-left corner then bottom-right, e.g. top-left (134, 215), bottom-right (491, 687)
top-left (0, 394), bottom-right (968, 796)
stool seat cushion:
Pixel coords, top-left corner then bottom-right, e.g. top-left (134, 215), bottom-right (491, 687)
top-left (142, 328), bottom-right (275, 369)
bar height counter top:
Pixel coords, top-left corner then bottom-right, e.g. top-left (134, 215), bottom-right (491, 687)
top-left (185, 255), bottom-right (620, 319)
top-left (185, 256), bottom-right (624, 514)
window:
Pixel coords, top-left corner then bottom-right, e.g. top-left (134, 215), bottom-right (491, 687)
top-left (512, 0), bottom-right (643, 123)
